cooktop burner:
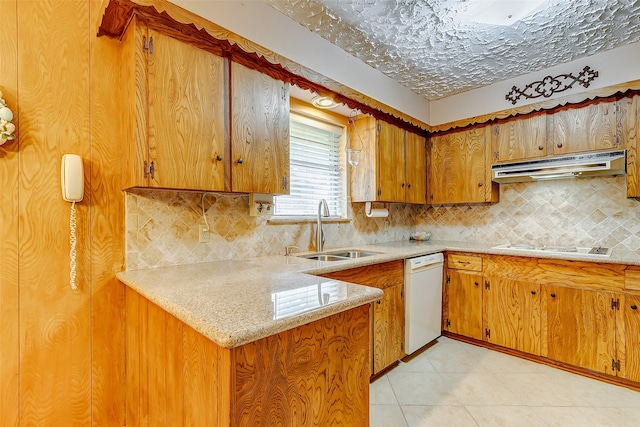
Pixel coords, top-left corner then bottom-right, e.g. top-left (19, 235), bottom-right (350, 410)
top-left (492, 244), bottom-right (611, 257)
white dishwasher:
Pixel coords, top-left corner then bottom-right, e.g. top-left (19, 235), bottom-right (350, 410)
top-left (404, 253), bottom-right (444, 355)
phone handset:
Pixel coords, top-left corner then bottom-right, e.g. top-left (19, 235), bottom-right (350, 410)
top-left (61, 154), bottom-right (84, 291)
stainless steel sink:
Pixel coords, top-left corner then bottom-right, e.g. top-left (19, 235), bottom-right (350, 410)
top-left (326, 250), bottom-right (381, 258)
top-left (298, 249), bottom-right (381, 261)
top-left (300, 254), bottom-right (351, 262)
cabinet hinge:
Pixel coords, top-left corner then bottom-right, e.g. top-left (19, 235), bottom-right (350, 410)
top-left (485, 328), bottom-right (491, 339)
top-left (400, 289), bottom-right (404, 299)
top-left (142, 35), bottom-right (154, 55)
top-left (612, 298), bottom-right (620, 310)
top-left (377, 187), bottom-right (382, 196)
top-left (485, 280), bottom-right (490, 290)
top-left (377, 122), bottom-right (381, 133)
top-left (144, 160), bottom-right (155, 180)
top-left (614, 135), bottom-right (619, 147)
top-left (612, 358), bottom-right (621, 371)
top-left (494, 126), bottom-right (499, 135)
top-left (494, 151), bottom-right (499, 161)
top-left (445, 319), bottom-right (451, 328)
top-left (282, 176), bottom-right (288, 190)
top-left (446, 275), bottom-right (450, 284)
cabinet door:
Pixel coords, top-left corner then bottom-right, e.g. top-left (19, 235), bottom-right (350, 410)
top-left (492, 115), bottom-right (547, 163)
top-left (541, 285), bottom-right (616, 374)
top-left (552, 101), bottom-right (618, 155)
top-left (377, 121), bottom-right (405, 202)
top-left (231, 62), bottom-right (290, 194)
top-left (620, 294), bottom-right (640, 382)
top-left (147, 29), bottom-right (226, 190)
top-left (429, 128), bottom-right (487, 204)
top-left (445, 270), bottom-right (483, 340)
top-left (373, 285), bottom-right (404, 374)
top-left (484, 277), bottom-right (540, 355)
top-left (405, 131), bottom-right (427, 204)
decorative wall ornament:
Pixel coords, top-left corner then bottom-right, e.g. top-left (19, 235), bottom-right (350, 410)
top-left (505, 66), bottom-right (599, 105)
top-left (0, 90), bottom-right (16, 145)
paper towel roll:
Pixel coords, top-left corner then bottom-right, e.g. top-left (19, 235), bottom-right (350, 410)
top-left (365, 202), bottom-right (389, 218)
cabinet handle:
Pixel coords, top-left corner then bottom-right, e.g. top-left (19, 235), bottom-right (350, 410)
top-left (478, 182), bottom-right (483, 187)
top-left (237, 158), bottom-right (244, 164)
top-left (401, 183), bottom-right (405, 188)
top-left (631, 304), bottom-right (638, 310)
top-left (457, 261), bottom-right (471, 265)
top-left (550, 293), bottom-right (556, 298)
top-left (557, 143), bottom-right (563, 148)
top-left (474, 281), bottom-right (479, 287)
top-left (407, 183), bottom-right (412, 188)
top-left (538, 145), bottom-right (544, 151)
top-left (376, 300), bottom-right (381, 305)
top-left (215, 155), bottom-right (223, 161)
top-left (531, 290), bottom-right (537, 295)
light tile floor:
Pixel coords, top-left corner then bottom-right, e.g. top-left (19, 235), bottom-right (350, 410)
top-left (370, 337), bottom-right (640, 427)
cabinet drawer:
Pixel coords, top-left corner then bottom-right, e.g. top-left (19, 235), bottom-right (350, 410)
top-left (626, 267), bottom-right (640, 291)
top-left (447, 254), bottom-right (482, 272)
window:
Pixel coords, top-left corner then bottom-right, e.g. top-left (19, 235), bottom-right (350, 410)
top-left (274, 113), bottom-right (345, 217)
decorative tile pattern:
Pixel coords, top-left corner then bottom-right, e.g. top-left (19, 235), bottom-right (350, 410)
top-left (126, 176), bottom-right (640, 269)
top-left (125, 189), bottom-right (418, 269)
top-left (416, 176), bottom-right (640, 252)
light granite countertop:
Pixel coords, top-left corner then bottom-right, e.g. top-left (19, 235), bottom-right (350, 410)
top-left (117, 239), bottom-right (640, 349)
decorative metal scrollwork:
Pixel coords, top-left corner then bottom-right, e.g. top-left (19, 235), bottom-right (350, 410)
top-left (505, 66), bottom-right (599, 105)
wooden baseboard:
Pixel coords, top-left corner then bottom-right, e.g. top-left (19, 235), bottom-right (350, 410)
top-left (442, 331), bottom-right (640, 393)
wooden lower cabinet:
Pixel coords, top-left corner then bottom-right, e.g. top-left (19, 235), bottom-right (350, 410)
top-left (541, 285), bottom-right (617, 375)
top-left (484, 277), bottom-right (540, 355)
top-left (320, 260), bottom-right (405, 375)
top-left (373, 284), bottom-right (404, 373)
top-left (125, 288), bottom-right (371, 426)
top-left (619, 294), bottom-right (640, 382)
top-left (444, 269), bottom-right (483, 340)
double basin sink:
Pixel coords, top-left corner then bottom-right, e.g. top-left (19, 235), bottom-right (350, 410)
top-left (299, 250), bottom-right (381, 262)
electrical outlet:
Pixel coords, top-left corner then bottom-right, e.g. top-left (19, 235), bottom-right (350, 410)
top-left (384, 218), bottom-right (390, 232)
top-left (198, 224), bottom-right (210, 243)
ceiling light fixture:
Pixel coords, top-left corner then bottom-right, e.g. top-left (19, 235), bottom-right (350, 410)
top-left (463, 0), bottom-right (548, 26)
top-left (311, 95), bottom-right (339, 109)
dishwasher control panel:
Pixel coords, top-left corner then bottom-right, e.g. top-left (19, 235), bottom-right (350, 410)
top-left (407, 252), bottom-right (444, 269)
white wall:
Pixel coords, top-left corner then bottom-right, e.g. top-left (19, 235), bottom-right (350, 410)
top-left (430, 41), bottom-right (640, 125)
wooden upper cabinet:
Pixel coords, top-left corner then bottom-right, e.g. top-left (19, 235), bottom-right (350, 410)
top-left (483, 276), bottom-right (540, 355)
top-left (541, 285), bottom-right (616, 375)
top-left (428, 127), bottom-right (498, 204)
top-left (551, 100), bottom-right (619, 155)
top-left (491, 114), bottom-right (547, 163)
top-left (231, 62), bottom-right (290, 194)
top-left (121, 18), bottom-right (226, 191)
top-left (405, 130), bottom-right (428, 204)
top-left (378, 121), bottom-right (406, 202)
top-left (351, 116), bottom-right (427, 204)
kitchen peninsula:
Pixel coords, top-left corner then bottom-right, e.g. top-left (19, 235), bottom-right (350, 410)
top-left (117, 239), bottom-right (640, 425)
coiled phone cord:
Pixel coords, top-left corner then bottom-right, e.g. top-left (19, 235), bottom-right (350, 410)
top-left (69, 201), bottom-right (77, 291)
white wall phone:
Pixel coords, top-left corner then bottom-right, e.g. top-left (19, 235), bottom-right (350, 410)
top-left (61, 154), bottom-right (84, 290)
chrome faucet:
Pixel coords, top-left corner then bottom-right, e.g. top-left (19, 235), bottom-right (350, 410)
top-left (316, 198), bottom-right (330, 252)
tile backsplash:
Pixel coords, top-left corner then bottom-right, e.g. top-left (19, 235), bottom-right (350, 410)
top-left (416, 176), bottom-right (640, 251)
top-left (125, 176), bottom-right (640, 270)
top-left (125, 190), bottom-right (417, 270)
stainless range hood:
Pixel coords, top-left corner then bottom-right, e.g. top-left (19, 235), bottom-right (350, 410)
top-left (492, 150), bottom-right (626, 183)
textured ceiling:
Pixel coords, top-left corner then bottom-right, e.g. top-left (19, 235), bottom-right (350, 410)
top-left (265, 0), bottom-right (640, 100)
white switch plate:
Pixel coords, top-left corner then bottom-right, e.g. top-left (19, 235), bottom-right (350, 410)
top-left (198, 224), bottom-right (210, 243)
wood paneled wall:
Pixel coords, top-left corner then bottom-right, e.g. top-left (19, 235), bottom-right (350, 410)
top-left (0, 1), bottom-right (19, 425)
top-left (0, 0), bottom-right (125, 425)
